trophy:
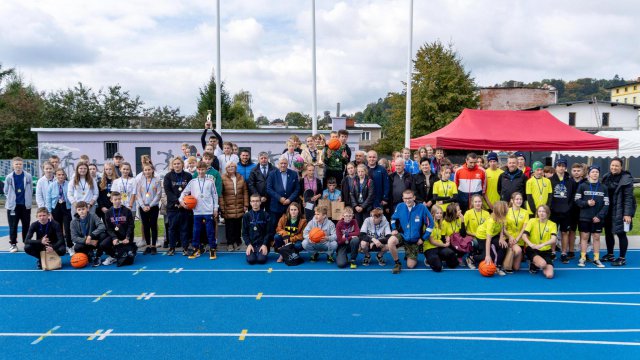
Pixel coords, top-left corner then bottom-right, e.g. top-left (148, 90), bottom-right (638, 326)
top-left (206, 110), bottom-right (212, 129)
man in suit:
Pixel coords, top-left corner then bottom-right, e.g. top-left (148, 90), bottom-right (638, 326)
top-left (266, 157), bottom-right (301, 231)
top-left (248, 152), bottom-right (274, 212)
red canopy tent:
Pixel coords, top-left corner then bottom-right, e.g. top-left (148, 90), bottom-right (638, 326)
top-left (410, 109), bottom-right (619, 151)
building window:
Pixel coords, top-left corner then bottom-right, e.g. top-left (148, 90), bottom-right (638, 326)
top-left (602, 112), bottom-right (609, 127)
top-left (634, 97), bottom-right (637, 104)
top-left (625, 87), bottom-right (628, 92)
top-left (625, 98), bottom-right (628, 103)
top-left (361, 131), bottom-right (371, 141)
top-left (104, 142), bottom-right (119, 159)
top-left (616, 89), bottom-right (620, 94)
top-left (635, 85), bottom-right (638, 90)
top-left (568, 112), bottom-right (576, 126)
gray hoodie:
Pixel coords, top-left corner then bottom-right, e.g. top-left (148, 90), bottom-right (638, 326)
top-left (3, 171), bottom-right (33, 210)
top-left (71, 213), bottom-right (106, 245)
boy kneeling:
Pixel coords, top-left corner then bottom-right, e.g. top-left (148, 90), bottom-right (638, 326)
top-left (24, 207), bottom-right (66, 269)
top-left (102, 192), bottom-right (137, 266)
top-left (302, 205), bottom-right (338, 263)
top-left (71, 201), bottom-right (107, 267)
top-left (242, 193), bottom-right (272, 264)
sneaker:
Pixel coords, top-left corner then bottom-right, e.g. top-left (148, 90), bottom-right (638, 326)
top-left (310, 253), bottom-right (319, 262)
top-left (92, 256), bottom-right (101, 267)
top-left (466, 256), bottom-right (476, 269)
top-left (9, 244), bottom-right (18, 253)
top-left (567, 251), bottom-right (575, 259)
top-left (392, 262), bottom-right (402, 274)
top-left (349, 260), bottom-right (357, 269)
top-left (497, 268), bottom-right (506, 276)
top-left (585, 254), bottom-right (592, 263)
top-left (233, 243), bottom-right (241, 251)
top-left (424, 258), bottom-right (429, 268)
top-left (182, 248), bottom-right (189, 256)
top-left (504, 268), bottom-right (513, 274)
top-left (209, 249), bottom-right (217, 260)
top-left (593, 259), bottom-right (605, 268)
top-left (227, 244), bottom-right (234, 252)
top-left (377, 254), bottom-right (387, 267)
top-left (601, 253), bottom-right (615, 262)
top-left (151, 247), bottom-right (157, 255)
top-left (612, 257), bottom-right (626, 266)
top-left (188, 248), bottom-right (201, 259)
top-left (326, 254), bottom-right (335, 263)
top-left (578, 258), bottom-right (586, 267)
top-left (67, 247), bottom-right (75, 256)
top-left (560, 254), bottom-right (569, 264)
top-left (362, 255), bottom-right (371, 266)
top-left (143, 247), bottom-right (152, 255)
top-left (167, 248), bottom-right (175, 256)
top-left (36, 260), bottom-right (42, 270)
top-left (102, 256), bottom-right (117, 266)
top-left (529, 262), bottom-right (538, 274)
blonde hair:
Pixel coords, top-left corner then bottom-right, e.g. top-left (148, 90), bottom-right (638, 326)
top-left (315, 206), bottom-right (329, 216)
top-left (491, 201), bottom-right (509, 223)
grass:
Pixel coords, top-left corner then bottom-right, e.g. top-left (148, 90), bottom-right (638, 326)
top-left (134, 217), bottom-right (166, 238)
top-left (631, 188), bottom-right (640, 235)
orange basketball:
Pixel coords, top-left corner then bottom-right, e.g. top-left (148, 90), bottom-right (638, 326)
top-left (327, 138), bottom-right (341, 151)
top-left (70, 253), bottom-right (89, 268)
top-left (478, 260), bottom-right (497, 277)
top-left (308, 227), bottom-right (326, 243)
top-left (183, 195), bottom-right (197, 210)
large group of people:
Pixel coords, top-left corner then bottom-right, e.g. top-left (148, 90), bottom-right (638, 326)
top-left (4, 125), bottom-right (636, 277)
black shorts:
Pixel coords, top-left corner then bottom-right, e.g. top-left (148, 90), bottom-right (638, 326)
top-left (578, 220), bottom-right (603, 234)
top-left (525, 247), bottom-right (553, 265)
top-left (550, 213), bottom-right (571, 233)
top-left (365, 234), bottom-right (390, 252)
top-left (568, 208), bottom-right (580, 231)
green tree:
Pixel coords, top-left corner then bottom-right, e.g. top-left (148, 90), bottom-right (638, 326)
top-left (375, 40), bottom-right (479, 154)
top-left (284, 111), bottom-right (311, 128)
top-left (255, 115), bottom-right (270, 126)
top-left (194, 74), bottom-right (232, 128)
top-left (361, 97), bottom-right (392, 127)
top-left (0, 75), bottom-right (44, 158)
top-left (141, 106), bottom-right (186, 128)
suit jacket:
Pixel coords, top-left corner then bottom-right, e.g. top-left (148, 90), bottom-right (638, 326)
top-left (266, 169), bottom-right (300, 213)
top-left (248, 163), bottom-right (275, 197)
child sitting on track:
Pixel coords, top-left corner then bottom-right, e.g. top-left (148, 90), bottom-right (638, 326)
top-left (24, 207), bottom-right (66, 269)
top-left (302, 206), bottom-right (338, 263)
top-left (71, 201), bottom-right (107, 267)
top-left (335, 206), bottom-right (360, 269)
top-left (242, 194), bottom-right (271, 265)
top-left (522, 205), bottom-right (557, 279)
top-left (101, 192), bottom-right (137, 266)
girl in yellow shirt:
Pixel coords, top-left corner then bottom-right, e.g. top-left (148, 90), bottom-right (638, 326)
top-left (505, 192), bottom-right (528, 272)
top-left (432, 166), bottom-right (458, 211)
top-left (522, 205), bottom-right (557, 279)
top-left (464, 194), bottom-right (490, 238)
top-left (423, 205), bottom-right (458, 272)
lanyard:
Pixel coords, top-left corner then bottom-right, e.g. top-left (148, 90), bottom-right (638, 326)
top-left (123, 178), bottom-right (129, 194)
top-left (176, 172), bottom-right (183, 185)
top-left (328, 191), bottom-right (338, 201)
top-left (82, 220), bottom-right (90, 237)
top-left (449, 220), bottom-right (460, 233)
top-left (589, 182), bottom-right (599, 200)
top-left (250, 210), bottom-right (260, 225)
top-left (145, 178), bottom-right (153, 194)
top-left (39, 221), bottom-right (50, 237)
top-left (535, 177), bottom-right (544, 197)
top-left (80, 179), bottom-right (87, 193)
top-left (442, 181), bottom-right (450, 197)
top-left (113, 207), bottom-right (122, 226)
top-left (58, 183), bottom-right (65, 198)
top-left (537, 220), bottom-right (548, 242)
top-left (473, 210), bottom-right (484, 225)
top-left (373, 222), bottom-right (381, 238)
top-left (198, 178), bottom-right (206, 195)
top-left (305, 177), bottom-right (316, 192)
top-left (511, 208), bottom-right (521, 228)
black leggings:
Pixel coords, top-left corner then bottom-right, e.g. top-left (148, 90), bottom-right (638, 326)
top-left (473, 236), bottom-right (507, 267)
top-left (139, 206), bottom-right (159, 246)
top-left (604, 216), bottom-right (628, 258)
top-left (425, 247), bottom-right (458, 272)
top-left (8, 205), bottom-right (30, 245)
top-left (52, 203), bottom-right (72, 247)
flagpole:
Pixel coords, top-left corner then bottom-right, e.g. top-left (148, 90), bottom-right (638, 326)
top-left (215, 0), bottom-right (222, 133)
top-left (311, 0), bottom-right (318, 135)
top-left (404, 0), bottom-right (413, 148)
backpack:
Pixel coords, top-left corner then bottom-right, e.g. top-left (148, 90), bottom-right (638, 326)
top-left (115, 244), bottom-right (137, 267)
top-left (277, 243), bottom-right (304, 266)
top-left (450, 233), bottom-right (474, 253)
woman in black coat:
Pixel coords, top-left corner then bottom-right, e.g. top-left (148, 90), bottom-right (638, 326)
top-left (412, 157), bottom-right (439, 208)
top-left (350, 164), bottom-right (375, 226)
top-left (601, 158), bottom-right (636, 266)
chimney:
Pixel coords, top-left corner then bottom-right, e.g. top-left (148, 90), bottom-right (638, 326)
top-left (336, 103), bottom-right (340, 117)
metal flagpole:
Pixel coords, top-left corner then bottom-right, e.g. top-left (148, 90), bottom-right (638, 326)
top-left (404, 0), bottom-right (414, 148)
top-left (311, 0), bottom-right (318, 135)
top-left (215, 0), bottom-right (222, 133)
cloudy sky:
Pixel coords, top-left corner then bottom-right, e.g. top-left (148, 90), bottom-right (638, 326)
top-left (1, 0), bottom-right (638, 120)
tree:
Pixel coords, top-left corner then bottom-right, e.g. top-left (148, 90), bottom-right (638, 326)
top-left (361, 97), bottom-right (392, 127)
top-left (141, 106), bottom-right (186, 128)
top-left (284, 112), bottom-right (311, 128)
top-left (0, 75), bottom-right (44, 158)
top-left (375, 40), bottom-right (479, 154)
top-left (255, 115), bottom-right (270, 126)
top-left (194, 73), bottom-right (232, 128)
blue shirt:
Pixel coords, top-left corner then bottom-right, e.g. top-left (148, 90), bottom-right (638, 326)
top-left (14, 172), bottom-right (25, 205)
top-left (280, 171), bottom-right (288, 189)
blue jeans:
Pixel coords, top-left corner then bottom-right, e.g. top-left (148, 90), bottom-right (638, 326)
top-left (273, 234), bottom-right (304, 252)
top-left (193, 214), bottom-right (216, 249)
top-left (167, 210), bottom-right (190, 248)
top-left (302, 239), bottom-right (337, 254)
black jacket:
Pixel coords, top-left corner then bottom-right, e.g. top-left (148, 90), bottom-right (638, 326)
top-left (602, 171), bottom-right (636, 233)
top-left (25, 220), bottom-right (66, 254)
top-left (550, 172), bottom-right (577, 215)
top-left (163, 170), bottom-right (193, 211)
top-left (248, 163), bottom-right (275, 198)
top-left (350, 176), bottom-right (375, 211)
top-left (242, 209), bottom-right (271, 247)
top-left (388, 172), bottom-right (414, 206)
top-left (575, 181), bottom-right (609, 222)
top-left (71, 213), bottom-right (106, 245)
top-left (97, 178), bottom-right (114, 216)
top-left (498, 169), bottom-right (526, 202)
top-left (412, 172), bottom-right (438, 205)
top-left (342, 175), bottom-right (356, 207)
top-left (104, 206), bottom-right (135, 241)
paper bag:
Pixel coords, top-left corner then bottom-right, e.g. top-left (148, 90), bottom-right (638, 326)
top-left (40, 250), bottom-right (62, 271)
top-left (330, 201), bottom-right (345, 220)
top-left (317, 199), bottom-right (331, 212)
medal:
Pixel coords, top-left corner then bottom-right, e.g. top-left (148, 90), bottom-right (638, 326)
top-left (114, 227), bottom-right (119, 232)
top-left (17, 189), bottom-right (21, 193)
top-left (178, 187), bottom-right (183, 191)
top-left (145, 192), bottom-right (151, 198)
top-left (253, 226), bottom-right (258, 231)
top-left (200, 194), bottom-right (204, 199)
top-left (82, 191), bottom-right (86, 196)
top-left (122, 193), bottom-right (128, 201)
top-left (58, 199), bottom-right (64, 204)
top-left (107, 192), bottom-right (111, 197)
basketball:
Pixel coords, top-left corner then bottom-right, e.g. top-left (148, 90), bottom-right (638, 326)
top-left (478, 260), bottom-right (497, 277)
top-left (308, 227), bottom-right (326, 243)
top-left (70, 253), bottom-right (89, 268)
top-left (327, 138), bottom-right (341, 151)
top-left (183, 195), bottom-right (197, 210)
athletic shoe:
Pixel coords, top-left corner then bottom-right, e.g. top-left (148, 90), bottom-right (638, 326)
top-left (377, 253), bottom-right (387, 267)
top-left (560, 254), bottom-right (569, 264)
top-left (529, 263), bottom-right (538, 274)
top-left (36, 260), bottom-right (42, 270)
top-left (585, 254), bottom-right (592, 263)
top-left (578, 258), bottom-right (586, 267)
top-left (601, 253), bottom-right (615, 262)
top-left (233, 243), bottom-right (241, 251)
top-left (424, 258), bottom-right (429, 268)
top-left (567, 251), bottom-right (575, 259)
top-left (92, 256), bottom-right (101, 267)
top-left (466, 257), bottom-right (476, 269)
top-left (497, 268), bottom-right (506, 276)
top-left (349, 260), bottom-right (357, 269)
top-left (67, 247), bottom-right (75, 256)
top-left (326, 254), bottom-right (335, 263)
top-left (362, 255), bottom-right (371, 266)
top-left (151, 247), bottom-right (157, 255)
top-left (9, 244), bottom-right (18, 253)
top-left (310, 253), bottom-right (319, 262)
top-left (392, 262), bottom-right (402, 274)
top-left (593, 259), bottom-right (605, 268)
top-left (209, 249), bottom-right (217, 260)
top-left (162, 240), bottom-right (169, 248)
top-left (188, 248), bottom-right (201, 259)
top-left (102, 256), bottom-right (117, 266)
top-left (182, 248), bottom-right (189, 256)
top-left (550, 252), bottom-right (556, 261)
top-left (504, 268), bottom-right (514, 274)
top-left (143, 247), bottom-right (152, 255)
top-left (167, 248), bottom-right (175, 256)
top-left (227, 245), bottom-right (234, 252)
top-left (612, 257), bottom-right (626, 266)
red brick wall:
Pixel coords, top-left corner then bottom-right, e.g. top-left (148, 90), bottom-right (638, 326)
top-left (479, 88), bottom-right (556, 110)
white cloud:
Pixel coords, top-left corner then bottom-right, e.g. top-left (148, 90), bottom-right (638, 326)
top-left (2, 0), bottom-right (639, 121)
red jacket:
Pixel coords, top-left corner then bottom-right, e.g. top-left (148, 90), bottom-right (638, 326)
top-left (336, 219), bottom-right (360, 245)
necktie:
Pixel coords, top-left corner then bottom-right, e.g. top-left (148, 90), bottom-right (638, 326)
top-left (263, 166), bottom-right (267, 177)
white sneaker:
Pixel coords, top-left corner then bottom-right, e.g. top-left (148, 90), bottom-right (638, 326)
top-left (67, 247), bottom-right (75, 256)
top-left (102, 256), bottom-right (117, 266)
top-left (578, 258), bottom-right (586, 267)
top-left (9, 244), bottom-right (18, 253)
top-left (593, 259), bottom-right (605, 268)
top-left (497, 268), bottom-right (507, 276)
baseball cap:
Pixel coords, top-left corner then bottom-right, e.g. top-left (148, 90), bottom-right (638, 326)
top-left (532, 161), bottom-right (544, 171)
top-left (487, 152), bottom-right (498, 162)
top-left (113, 152), bottom-right (123, 158)
top-left (514, 151), bottom-right (525, 159)
top-left (589, 165), bottom-right (601, 173)
top-left (555, 158), bottom-right (568, 167)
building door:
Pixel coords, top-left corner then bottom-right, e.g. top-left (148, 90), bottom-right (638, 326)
top-left (135, 147), bottom-right (151, 174)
